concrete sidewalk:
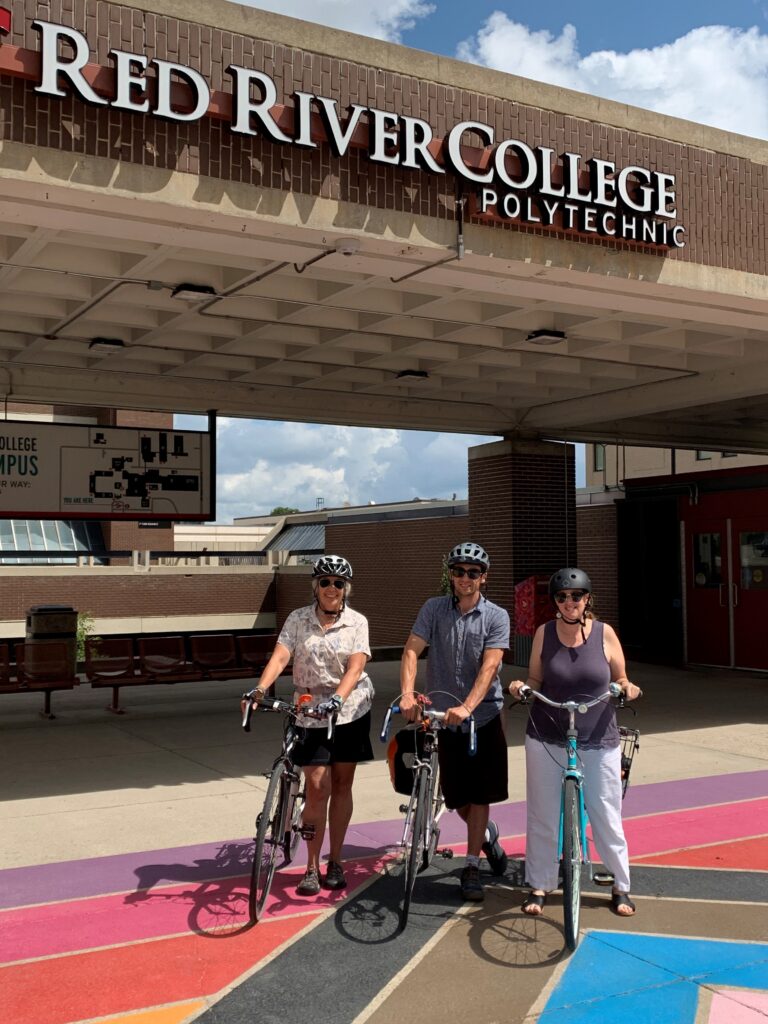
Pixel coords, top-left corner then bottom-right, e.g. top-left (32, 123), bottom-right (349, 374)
top-left (1, 658), bottom-right (767, 1024)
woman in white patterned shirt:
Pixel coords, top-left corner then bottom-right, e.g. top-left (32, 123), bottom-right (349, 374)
top-left (252, 555), bottom-right (374, 896)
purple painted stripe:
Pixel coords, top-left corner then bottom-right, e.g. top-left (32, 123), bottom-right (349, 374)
top-left (1, 769), bottom-right (766, 911)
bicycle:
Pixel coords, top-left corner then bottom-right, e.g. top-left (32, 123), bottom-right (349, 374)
top-left (240, 689), bottom-right (335, 923)
top-left (380, 698), bottom-right (476, 931)
top-left (516, 682), bottom-right (639, 952)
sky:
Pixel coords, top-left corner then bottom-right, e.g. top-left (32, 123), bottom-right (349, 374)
top-left (184, 0), bottom-right (768, 521)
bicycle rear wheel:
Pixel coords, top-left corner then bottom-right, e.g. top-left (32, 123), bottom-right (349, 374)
top-left (283, 772), bottom-right (304, 863)
top-left (561, 777), bottom-right (583, 951)
top-left (401, 770), bottom-right (428, 931)
top-left (422, 751), bottom-right (444, 870)
top-left (249, 761), bottom-right (287, 923)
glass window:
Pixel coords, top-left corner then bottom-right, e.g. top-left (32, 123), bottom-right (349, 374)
top-left (740, 532), bottom-right (768, 589)
top-left (57, 522), bottom-right (77, 551)
top-left (11, 521), bottom-right (30, 549)
top-left (692, 533), bottom-right (721, 587)
top-left (593, 443), bottom-right (605, 472)
top-left (695, 451), bottom-right (713, 461)
top-left (722, 452), bottom-right (737, 458)
top-left (28, 520), bottom-right (45, 550)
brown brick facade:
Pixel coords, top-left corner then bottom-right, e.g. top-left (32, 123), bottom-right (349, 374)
top-left (2, 0), bottom-right (765, 271)
top-left (468, 442), bottom-right (577, 631)
top-left (324, 517), bottom-right (468, 645)
top-left (575, 504), bottom-right (619, 629)
top-left (0, 570), bottom-right (274, 621)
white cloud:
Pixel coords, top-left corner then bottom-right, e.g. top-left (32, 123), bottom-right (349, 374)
top-left (178, 416), bottom-right (497, 520)
top-left (238, 0), bottom-right (434, 43)
top-left (457, 19), bottom-right (768, 137)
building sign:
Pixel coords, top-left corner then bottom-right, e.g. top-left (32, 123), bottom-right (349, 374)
top-left (0, 422), bottom-right (213, 521)
top-left (28, 20), bottom-right (685, 248)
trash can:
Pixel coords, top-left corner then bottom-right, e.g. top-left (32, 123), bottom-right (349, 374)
top-left (25, 605), bottom-right (78, 673)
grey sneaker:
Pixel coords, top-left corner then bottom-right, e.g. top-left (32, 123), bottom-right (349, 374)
top-left (323, 860), bottom-right (347, 890)
top-left (482, 820), bottom-right (508, 876)
top-left (460, 864), bottom-right (484, 901)
top-left (296, 868), bottom-right (321, 896)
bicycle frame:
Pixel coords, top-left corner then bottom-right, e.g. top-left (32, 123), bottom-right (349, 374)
top-left (557, 715), bottom-right (591, 879)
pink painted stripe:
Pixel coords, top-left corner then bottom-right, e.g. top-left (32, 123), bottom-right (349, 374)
top-left (0, 856), bottom-right (385, 965)
top-left (624, 797), bottom-right (768, 858)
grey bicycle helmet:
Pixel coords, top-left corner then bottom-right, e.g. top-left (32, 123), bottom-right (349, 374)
top-left (311, 554), bottom-right (353, 579)
top-left (447, 541), bottom-right (490, 571)
top-left (549, 567), bottom-right (592, 597)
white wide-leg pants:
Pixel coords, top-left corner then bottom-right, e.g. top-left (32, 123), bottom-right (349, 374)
top-left (524, 736), bottom-right (631, 893)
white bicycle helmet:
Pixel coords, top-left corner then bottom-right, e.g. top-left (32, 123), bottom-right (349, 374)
top-left (311, 554), bottom-right (353, 579)
top-left (447, 541), bottom-right (490, 571)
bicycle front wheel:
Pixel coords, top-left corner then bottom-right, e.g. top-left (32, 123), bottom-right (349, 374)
top-left (422, 751), bottom-right (444, 870)
top-left (249, 761), bottom-right (287, 923)
top-left (561, 777), bottom-right (583, 951)
top-left (401, 770), bottom-right (428, 930)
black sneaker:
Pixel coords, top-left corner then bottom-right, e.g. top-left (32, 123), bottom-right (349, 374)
top-left (460, 864), bottom-right (484, 901)
top-left (323, 860), bottom-right (347, 890)
top-left (296, 868), bottom-right (321, 896)
top-left (482, 820), bottom-right (508, 876)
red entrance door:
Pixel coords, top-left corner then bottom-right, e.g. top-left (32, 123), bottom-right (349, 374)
top-left (732, 521), bottom-right (768, 670)
top-left (686, 520), bottom-right (731, 666)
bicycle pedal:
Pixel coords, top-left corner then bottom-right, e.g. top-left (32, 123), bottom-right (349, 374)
top-left (398, 804), bottom-right (409, 814)
top-left (593, 872), bottom-right (615, 887)
top-left (299, 824), bottom-right (316, 840)
top-left (437, 848), bottom-right (454, 859)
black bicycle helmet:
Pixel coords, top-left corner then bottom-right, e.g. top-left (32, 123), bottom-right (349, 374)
top-left (447, 541), bottom-right (490, 571)
top-left (549, 567), bottom-right (592, 597)
top-left (311, 554), bottom-right (353, 579)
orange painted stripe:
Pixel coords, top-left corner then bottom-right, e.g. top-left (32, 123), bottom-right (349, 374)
top-left (2, 912), bottom-right (319, 1024)
top-left (633, 834), bottom-right (768, 870)
top-left (89, 1001), bottom-right (206, 1024)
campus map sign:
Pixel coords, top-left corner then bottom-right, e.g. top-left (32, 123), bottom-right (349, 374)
top-left (0, 422), bottom-right (213, 520)
top-left (28, 19), bottom-right (687, 249)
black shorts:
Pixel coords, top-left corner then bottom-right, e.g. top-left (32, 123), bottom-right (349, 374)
top-left (293, 710), bottom-right (374, 767)
top-left (437, 714), bottom-right (508, 809)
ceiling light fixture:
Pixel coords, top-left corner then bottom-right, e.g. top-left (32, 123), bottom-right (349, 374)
top-left (334, 237), bottom-right (360, 256)
top-left (395, 369), bottom-right (430, 382)
top-left (88, 337), bottom-right (126, 353)
top-left (526, 329), bottom-right (567, 346)
top-left (170, 283), bottom-right (218, 302)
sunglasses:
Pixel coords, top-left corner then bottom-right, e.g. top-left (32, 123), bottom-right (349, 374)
top-left (318, 578), bottom-right (346, 590)
top-left (451, 567), bottom-right (483, 580)
top-left (554, 590), bottom-right (588, 603)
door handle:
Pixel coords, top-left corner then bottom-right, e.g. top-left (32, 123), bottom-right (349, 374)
top-left (718, 583), bottom-right (726, 607)
top-left (732, 583), bottom-right (739, 607)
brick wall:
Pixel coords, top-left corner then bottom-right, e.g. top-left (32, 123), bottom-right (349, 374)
top-left (576, 504), bottom-right (619, 629)
top-left (323, 516), bottom-right (469, 645)
top-left (0, 571), bottom-right (274, 621)
top-left (469, 442), bottom-right (576, 631)
top-left (3, 0), bottom-right (766, 272)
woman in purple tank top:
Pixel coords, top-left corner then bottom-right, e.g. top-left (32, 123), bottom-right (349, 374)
top-left (509, 568), bottom-right (643, 919)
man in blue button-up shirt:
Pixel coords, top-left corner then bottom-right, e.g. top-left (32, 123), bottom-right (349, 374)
top-left (400, 541), bottom-right (510, 901)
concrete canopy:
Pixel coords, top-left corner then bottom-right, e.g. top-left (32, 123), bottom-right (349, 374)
top-left (2, 0), bottom-right (768, 453)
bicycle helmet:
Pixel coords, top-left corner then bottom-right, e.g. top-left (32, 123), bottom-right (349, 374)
top-left (311, 554), bottom-right (353, 580)
top-left (447, 541), bottom-right (490, 571)
top-left (549, 567), bottom-right (592, 597)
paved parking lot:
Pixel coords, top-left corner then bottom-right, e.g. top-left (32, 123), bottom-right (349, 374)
top-left (2, 660), bottom-right (767, 1024)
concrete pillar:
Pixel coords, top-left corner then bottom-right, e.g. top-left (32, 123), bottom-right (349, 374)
top-left (468, 438), bottom-right (577, 634)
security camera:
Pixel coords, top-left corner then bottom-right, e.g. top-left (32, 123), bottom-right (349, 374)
top-left (335, 237), bottom-right (360, 256)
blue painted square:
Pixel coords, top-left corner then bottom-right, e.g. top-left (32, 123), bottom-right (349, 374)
top-left (539, 932), bottom-right (768, 1024)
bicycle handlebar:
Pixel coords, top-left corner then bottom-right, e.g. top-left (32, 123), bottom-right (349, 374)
top-left (240, 691), bottom-right (337, 739)
top-left (517, 682), bottom-right (624, 711)
top-left (379, 704), bottom-right (477, 756)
